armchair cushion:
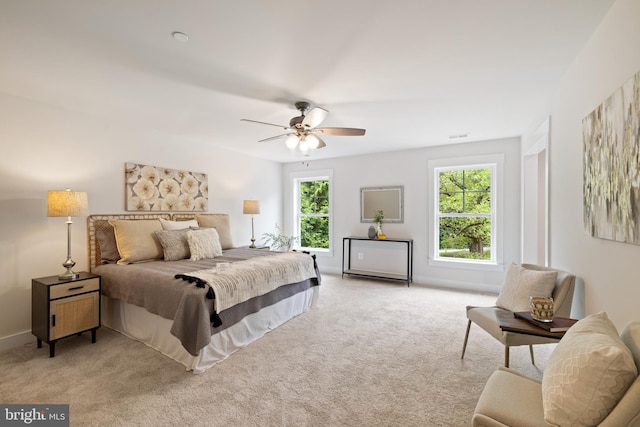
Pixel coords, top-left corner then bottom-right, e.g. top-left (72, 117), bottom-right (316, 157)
top-left (473, 367), bottom-right (547, 427)
top-left (541, 312), bottom-right (637, 426)
top-left (495, 263), bottom-right (557, 312)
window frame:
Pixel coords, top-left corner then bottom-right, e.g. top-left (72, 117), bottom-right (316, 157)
top-left (428, 155), bottom-right (504, 270)
top-left (291, 169), bottom-right (333, 255)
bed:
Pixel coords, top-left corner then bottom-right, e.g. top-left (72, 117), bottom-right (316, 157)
top-left (87, 213), bottom-right (320, 373)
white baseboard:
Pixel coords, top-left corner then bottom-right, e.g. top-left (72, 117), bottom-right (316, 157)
top-left (0, 330), bottom-right (34, 353)
top-left (322, 267), bottom-right (500, 294)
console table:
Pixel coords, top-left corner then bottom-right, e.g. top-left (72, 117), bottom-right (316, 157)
top-left (342, 236), bottom-right (413, 286)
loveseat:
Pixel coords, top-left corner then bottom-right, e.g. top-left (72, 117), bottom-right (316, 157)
top-left (472, 313), bottom-right (640, 426)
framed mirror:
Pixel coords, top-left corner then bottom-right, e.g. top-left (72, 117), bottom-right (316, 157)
top-left (360, 186), bottom-right (404, 223)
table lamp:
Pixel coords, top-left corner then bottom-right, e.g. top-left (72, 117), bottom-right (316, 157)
top-left (242, 199), bottom-right (260, 248)
top-left (48, 189), bottom-right (89, 280)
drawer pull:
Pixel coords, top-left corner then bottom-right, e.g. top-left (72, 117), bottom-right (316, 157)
top-left (68, 286), bottom-right (84, 291)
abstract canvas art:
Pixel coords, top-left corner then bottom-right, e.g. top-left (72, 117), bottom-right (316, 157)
top-left (583, 70), bottom-right (640, 244)
top-left (125, 163), bottom-right (208, 212)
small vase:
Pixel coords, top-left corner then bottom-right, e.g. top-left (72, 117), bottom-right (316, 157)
top-left (368, 226), bottom-right (376, 239)
top-left (376, 223), bottom-right (382, 237)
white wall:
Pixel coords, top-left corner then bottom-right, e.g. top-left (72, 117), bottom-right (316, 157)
top-left (0, 93), bottom-right (283, 350)
top-left (282, 137), bottom-right (522, 292)
top-left (547, 0), bottom-right (640, 330)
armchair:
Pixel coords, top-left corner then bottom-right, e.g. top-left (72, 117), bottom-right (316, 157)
top-left (472, 317), bottom-right (640, 427)
top-left (461, 264), bottom-right (576, 367)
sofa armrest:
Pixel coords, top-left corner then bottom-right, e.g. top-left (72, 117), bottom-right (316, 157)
top-left (473, 369), bottom-right (547, 427)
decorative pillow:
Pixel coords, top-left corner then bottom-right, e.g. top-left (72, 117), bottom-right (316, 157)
top-left (542, 312), bottom-right (638, 426)
top-left (495, 263), bottom-right (557, 312)
top-left (187, 228), bottom-right (223, 261)
top-left (96, 225), bottom-right (120, 264)
top-left (159, 218), bottom-right (198, 230)
top-left (195, 214), bottom-right (233, 249)
top-left (154, 229), bottom-right (191, 261)
top-left (108, 219), bottom-right (164, 265)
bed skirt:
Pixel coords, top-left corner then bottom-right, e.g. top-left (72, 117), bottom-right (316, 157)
top-left (101, 287), bottom-right (319, 374)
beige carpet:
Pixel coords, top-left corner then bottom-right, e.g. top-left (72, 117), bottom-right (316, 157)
top-left (0, 274), bottom-right (556, 426)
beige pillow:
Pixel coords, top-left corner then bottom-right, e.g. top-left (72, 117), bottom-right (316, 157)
top-left (109, 219), bottom-right (163, 265)
top-left (195, 213), bottom-right (233, 249)
top-left (187, 228), bottom-right (223, 261)
top-left (159, 218), bottom-right (198, 230)
top-left (495, 263), bottom-right (557, 312)
top-left (542, 312), bottom-right (638, 426)
top-left (154, 229), bottom-right (191, 261)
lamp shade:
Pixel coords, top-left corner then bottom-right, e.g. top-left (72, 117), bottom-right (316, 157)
top-left (242, 199), bottom-right (260, 215)
top-left (47, 190), bottom-right (89, 217)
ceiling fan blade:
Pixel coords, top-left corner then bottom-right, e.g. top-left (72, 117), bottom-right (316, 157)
top-left (302, 107), bottom-right (328, 129)
top-left (316, 127), bottom-right (366, 136)
top-left (315, 135), bottom-right (326, 149)
top-left (258, 133), bottom-right (294, 142)
top-left (241, 119), bottom-right (290, 130)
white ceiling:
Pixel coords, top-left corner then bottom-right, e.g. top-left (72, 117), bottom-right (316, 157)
top-left (0, 0), bottom-right (614, 162)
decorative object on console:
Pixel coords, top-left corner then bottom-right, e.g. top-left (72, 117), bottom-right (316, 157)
top-left (367, 225), bottom-right (376, 239)
top-left (261, 223), bottom-right (298, 252)
top-left (243, 199), bottom-right (260, 248)
top-left (125, 162), bottom-right (208, 212)
top-left (583, 69), bottom-right (640, 245)
top-left (374, 209), bottom-right (384, 238)
top-left (47, 189), bottom-right (89, 280)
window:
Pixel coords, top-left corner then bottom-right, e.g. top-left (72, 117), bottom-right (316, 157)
top-left (429, 155), bottom-right (502, 267)
top-left (293, 172), bottom-right (332, 252)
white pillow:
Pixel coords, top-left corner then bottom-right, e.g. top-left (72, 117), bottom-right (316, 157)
top-left (542, 312), bottom-right (637, 426)
top-left (187, 228), bottom-right (223, 261)
top-left (159, 218), bottom-right (198, 230)
top-left (495, 263), bottom-right (557, 312)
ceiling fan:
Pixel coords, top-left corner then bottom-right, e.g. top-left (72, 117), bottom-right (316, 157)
top-left (241, 101), bottom-right (366, 153)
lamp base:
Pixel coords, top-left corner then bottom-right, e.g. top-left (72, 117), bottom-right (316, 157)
top-left (59, 257), bottom-right (78, 280)
top-left (249, 237), bottom-right (256, 248)
top-left (58, 269), bottom-right (79, 281)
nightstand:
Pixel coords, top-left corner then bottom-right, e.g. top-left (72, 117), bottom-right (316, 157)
top-left (32, 272), bottom-right (101, 357)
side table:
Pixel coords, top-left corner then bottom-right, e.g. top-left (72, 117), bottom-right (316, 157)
top-left (32, 272), bottom-right (101, 357)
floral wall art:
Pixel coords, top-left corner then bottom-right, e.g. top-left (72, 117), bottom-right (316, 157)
top-left (125, 163), bottom-right (208, 211)
top-left (583, 69), bottom-right (640, 244)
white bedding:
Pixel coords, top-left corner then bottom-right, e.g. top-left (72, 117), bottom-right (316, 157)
top-left (101, 286), bottom-right (319, 374)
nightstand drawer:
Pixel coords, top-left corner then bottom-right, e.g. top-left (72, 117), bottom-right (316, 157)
top-left (50, 277), bottom-right (100, 299)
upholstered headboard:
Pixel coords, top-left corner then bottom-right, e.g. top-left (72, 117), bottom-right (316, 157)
top-left (87, 213), bottom-right (197, 272)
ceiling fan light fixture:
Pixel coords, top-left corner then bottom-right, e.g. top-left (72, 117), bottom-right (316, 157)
top-left (306, 134), bottom-right (320, 150)
top-left (285, 135), bottom-right (299, 150)
top-left (298, 138), bottom-right (310, 152)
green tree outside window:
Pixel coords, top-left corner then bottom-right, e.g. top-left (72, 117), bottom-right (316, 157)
top-left (438, 168), bottom-right (492, 260)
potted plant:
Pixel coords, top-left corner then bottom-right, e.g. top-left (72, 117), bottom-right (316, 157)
top-left (374, 210), bottom-right (384, 238)
top-left (261, 223), bottom-right (299, 252)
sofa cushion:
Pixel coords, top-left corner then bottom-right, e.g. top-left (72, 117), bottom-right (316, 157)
top-left (495, 263), bottom-right (557, 312)
top-left (541, 312), bottom-right (638, 426)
